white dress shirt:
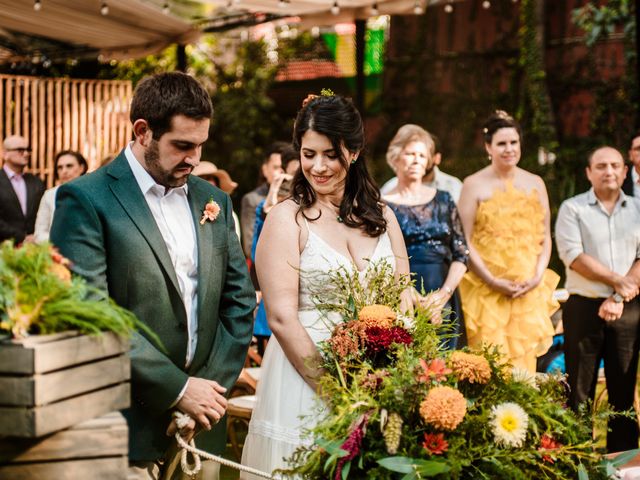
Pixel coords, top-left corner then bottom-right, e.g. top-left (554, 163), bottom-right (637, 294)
top-left (34, 186), bottom-right (58, 243)
top-left (380, 166), bottom-right (463, 203)
top-left (555, 188), bottom-right (640, 298)
top-left (632, 167), bottom-right (640, 198)
top-left (125, 144), bottom-right (199, 367)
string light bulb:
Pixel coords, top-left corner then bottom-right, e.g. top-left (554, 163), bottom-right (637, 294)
top-left (444, 3), bottom-right (453, 13)
top-left (331, 1), bottom-right (340, 15)
top-left (100, 1), bottom-right (109, 15)
top-left (482, 0), bottom-right (491, 8)
top-left (162, 2), bottom-right (170, 14)
top-left (33, 0), bottom-right (42, 11)
top-left (370, 2), bottom-right (379, 15)
top-left (413, 0), bottom-right (424, 14)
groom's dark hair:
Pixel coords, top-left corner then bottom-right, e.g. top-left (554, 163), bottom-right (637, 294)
top-left (130, 72), bottom-right (213, 140)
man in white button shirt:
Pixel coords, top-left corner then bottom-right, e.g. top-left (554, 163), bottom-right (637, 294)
top-left (51, 72), bottom-right (255, 479)
top-left (555, 146), bottom-right (640, 453)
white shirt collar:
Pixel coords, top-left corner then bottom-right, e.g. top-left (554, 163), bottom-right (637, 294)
top-left (3, 164), bottom-right (21, 179)
top-left (632, 166), bottom-right (639, 184)
top-left (124, 142), bottom-right (188, 197)
top-left (586, 187), bottom-right (627, 209)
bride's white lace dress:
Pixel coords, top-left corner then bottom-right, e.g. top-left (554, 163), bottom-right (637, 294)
top-left (240, 222), bottom-right (395, 478)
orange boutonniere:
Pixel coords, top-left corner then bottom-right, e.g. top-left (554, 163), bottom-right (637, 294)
top-left (200, 197), bottom-right (221, 225)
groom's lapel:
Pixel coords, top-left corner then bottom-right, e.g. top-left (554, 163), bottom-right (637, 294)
top-left (107, 154), bottom-right (182, 298)
top-left (187, 178), bottom-right (224, 311)
top-left (187, 178), bottom-right (229, 371)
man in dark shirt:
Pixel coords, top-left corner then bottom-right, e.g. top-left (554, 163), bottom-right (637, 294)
top-left (0, 135), bottom-right (45, 244)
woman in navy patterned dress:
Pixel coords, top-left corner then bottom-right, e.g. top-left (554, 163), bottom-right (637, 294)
top-left (383, 125), bottom-right (469, 349)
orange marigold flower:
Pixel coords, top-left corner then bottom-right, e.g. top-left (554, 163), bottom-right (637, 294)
top-left (450, 351), bottom-right (491, 384)
top-left (419, 386), bottom-right (467, 431)
top-left (357, 304), bottom-right (396, 329)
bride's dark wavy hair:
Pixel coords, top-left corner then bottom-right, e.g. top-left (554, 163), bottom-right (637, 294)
top-left (291, 95), bottom-right (386, 237)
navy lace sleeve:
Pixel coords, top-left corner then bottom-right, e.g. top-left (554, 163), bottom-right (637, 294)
top-left (447, 194), bottom-right (469, 266)
top-left (386, 191), bottom-right (469, 266)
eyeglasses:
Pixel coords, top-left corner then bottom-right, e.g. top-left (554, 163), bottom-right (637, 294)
top-left (6, 147), bottom-right (31, 154)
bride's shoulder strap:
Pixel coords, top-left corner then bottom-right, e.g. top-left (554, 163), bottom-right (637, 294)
top-left (301, 214), bottom-right (310, 233)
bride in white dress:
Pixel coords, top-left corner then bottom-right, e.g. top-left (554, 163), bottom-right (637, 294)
top-left (241, 94), bottom-right (412, 478)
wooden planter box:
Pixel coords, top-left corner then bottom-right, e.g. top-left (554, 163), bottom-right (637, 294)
top-left (0, 331), bottom-right (131, 437)
top-left (0, 411), bottom-right (128, 479)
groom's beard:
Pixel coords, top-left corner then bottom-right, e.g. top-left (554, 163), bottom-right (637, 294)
top-left (144, 140), bottom-right (191, 188)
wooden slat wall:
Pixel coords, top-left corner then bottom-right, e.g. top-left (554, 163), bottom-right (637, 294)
top-left (0, 75), bottom-right (132, 188)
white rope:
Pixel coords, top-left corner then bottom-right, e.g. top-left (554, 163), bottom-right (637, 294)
top-left (172, 412), bottom-right (277, 479)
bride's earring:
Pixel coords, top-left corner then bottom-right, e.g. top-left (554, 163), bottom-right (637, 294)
top-left (351, 155), bottom-right (358, 165)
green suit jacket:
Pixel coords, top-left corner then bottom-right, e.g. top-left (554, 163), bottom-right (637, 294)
top-left (50, 152), bottom-right (255, 460)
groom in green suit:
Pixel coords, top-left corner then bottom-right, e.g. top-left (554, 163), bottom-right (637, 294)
top-left (50, 72), bottom-right (255, 479)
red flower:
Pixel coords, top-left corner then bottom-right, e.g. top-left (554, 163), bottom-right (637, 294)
top-left (422, 433), bottom-right (449, 455)
top-left (417, 358), bottom-right (452, 383)
top-left (364, 326), bottom-right (413, 356)
top-left (335, 412), bottom-right (371, 480)
top-left (539, 434), bottom-right (562, 463)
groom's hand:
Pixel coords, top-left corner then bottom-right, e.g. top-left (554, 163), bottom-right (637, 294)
top-left (177, 377), bottom-right (228, 431)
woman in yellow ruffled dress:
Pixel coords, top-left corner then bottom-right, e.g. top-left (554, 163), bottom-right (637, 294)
top-left (457, 111), bottom-right (559, 372)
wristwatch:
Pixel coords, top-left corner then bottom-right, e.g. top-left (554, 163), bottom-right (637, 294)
top-left (612, 292), bottom-right (624, 303)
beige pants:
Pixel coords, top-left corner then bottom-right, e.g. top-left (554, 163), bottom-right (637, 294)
top-left (129, 440), bottom-right (221, 480)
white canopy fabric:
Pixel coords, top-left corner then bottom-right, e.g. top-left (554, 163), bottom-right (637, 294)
top-left (0, 0), bottom-right (200, 60)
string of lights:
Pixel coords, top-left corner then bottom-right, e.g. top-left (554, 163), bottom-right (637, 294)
top-left (30, 0), bottom-right (519, 19)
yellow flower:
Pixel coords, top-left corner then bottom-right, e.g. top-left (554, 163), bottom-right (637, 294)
top-left (358, 304), bottom-right (396, 329)
top-left (450, 351), bottom-right (491, 384)
top-left (419, 386), bottom-right (467, 431)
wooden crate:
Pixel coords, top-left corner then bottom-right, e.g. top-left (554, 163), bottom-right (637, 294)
top-left (0, 331), bottom-right (130, 437)
top-left (0, 411), bottom-right (128, 479)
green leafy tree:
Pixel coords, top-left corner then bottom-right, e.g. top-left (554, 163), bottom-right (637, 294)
top-left (204, 39), bottom-right (283, 198)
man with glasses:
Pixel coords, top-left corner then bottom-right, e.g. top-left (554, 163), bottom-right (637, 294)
top-left (0, 135), bottom-right (44, 244)
top-left (622, 131), bottom-right (640, 197)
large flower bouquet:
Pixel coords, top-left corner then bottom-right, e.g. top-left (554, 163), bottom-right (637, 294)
top-left (0, 240), bottom-right (155, 342)
top-left (286, 260), bottom-right (631, 479)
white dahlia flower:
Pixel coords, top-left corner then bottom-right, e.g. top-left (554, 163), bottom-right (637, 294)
top-left (490, 402), bottom-right (529, 448)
